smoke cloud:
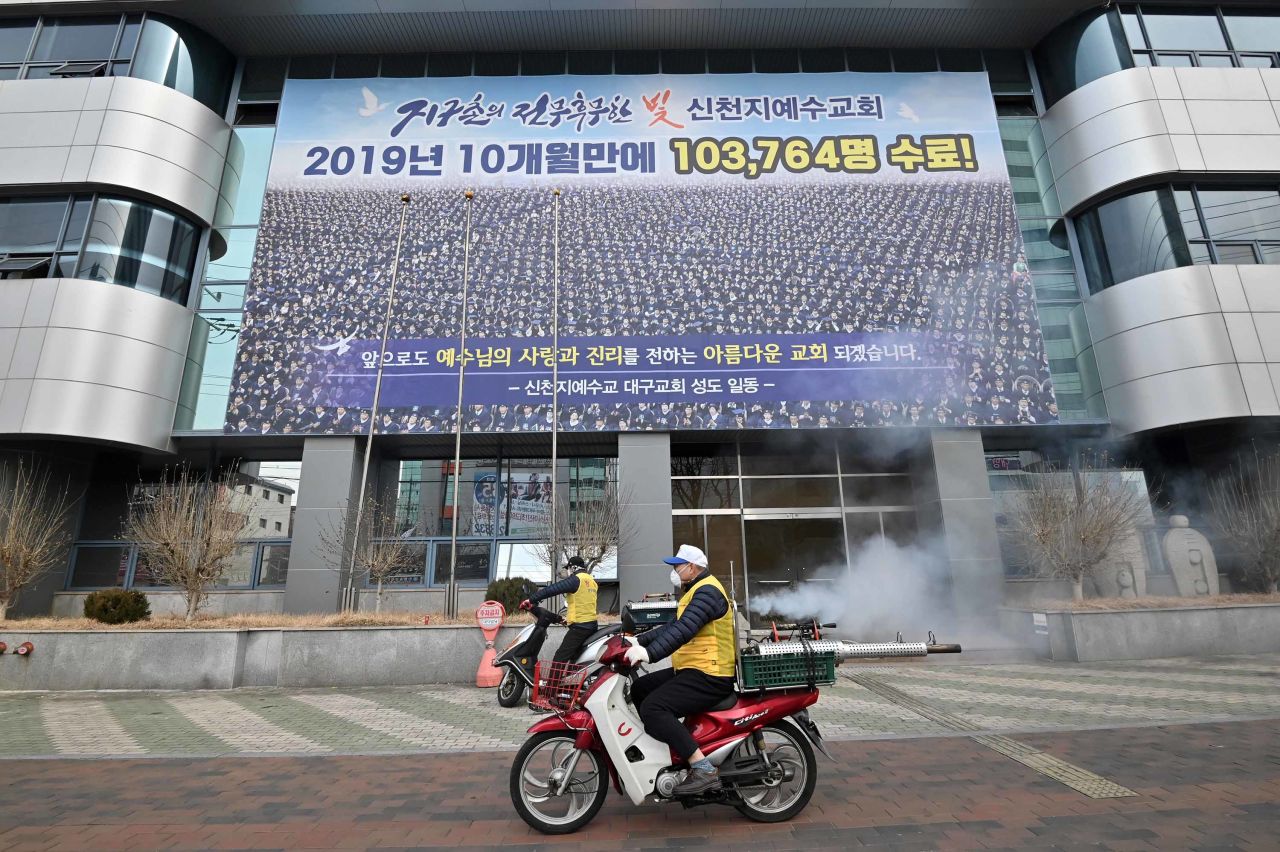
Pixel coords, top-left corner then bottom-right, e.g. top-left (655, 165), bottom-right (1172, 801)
top-left (748, 535), bottom-right (954, 640)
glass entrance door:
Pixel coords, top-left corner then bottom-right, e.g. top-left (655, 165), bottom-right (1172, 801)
top-left (742, 515), bottom-right (846, 622)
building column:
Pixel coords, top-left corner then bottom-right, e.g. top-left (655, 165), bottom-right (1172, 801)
top-left (617, 432), bottom-right (673, 607)
top-left (285, 436), bottom-right (365, 614)
top-left (913, 429), bottom-right (1004, 634)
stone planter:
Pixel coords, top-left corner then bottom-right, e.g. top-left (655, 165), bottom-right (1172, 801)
top-left (1000, 603), bottom-right (1280, 662)
top-left (0, 624), bottom-right (569, 691)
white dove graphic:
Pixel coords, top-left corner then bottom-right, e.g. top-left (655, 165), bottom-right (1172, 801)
top-left (315, 334), bottom-right (357, 356)
top-left (359, 86), bottom-right (389, 117)
top-left (897, 102), bottom-right (920, 123)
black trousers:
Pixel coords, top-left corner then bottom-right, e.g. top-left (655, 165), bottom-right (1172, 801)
top-left (630, 667), bottom-right (736, 762)
top-left (552, 622), bottom-right (598, 664)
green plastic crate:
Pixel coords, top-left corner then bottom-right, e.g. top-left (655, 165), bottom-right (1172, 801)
top-left (739, 650), bottom-right (836, 689)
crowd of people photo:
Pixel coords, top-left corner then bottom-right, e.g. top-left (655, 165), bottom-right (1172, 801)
top-left (225, 178), bottom-right (1058, 435)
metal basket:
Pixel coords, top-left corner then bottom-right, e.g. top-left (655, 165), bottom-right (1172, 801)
top-left (529, 661), bottom-right (592, 713)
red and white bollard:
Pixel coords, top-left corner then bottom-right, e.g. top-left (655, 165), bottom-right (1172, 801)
top-left (0, 642), bottom-right (7, 654)
top-left (14, 641), bottom-right (33, 656)
top-left (474, 601), bottom-right (506, 688)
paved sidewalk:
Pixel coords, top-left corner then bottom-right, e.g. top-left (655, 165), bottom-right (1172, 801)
top-left (2, 654), bottom-right (1278, 758)
top-left (0, 719), bottom-right (1277, 850)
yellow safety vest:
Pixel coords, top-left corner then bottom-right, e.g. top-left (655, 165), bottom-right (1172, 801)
top-left (565, 571), bottom-right (598, 625)
top-left (671, 575), bottom-right (737, 678)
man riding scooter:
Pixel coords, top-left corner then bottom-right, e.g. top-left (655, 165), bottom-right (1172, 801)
top-left (519, 556), bottom-right (598, 664)
top-left (621, 543), bottom-right (737, 797)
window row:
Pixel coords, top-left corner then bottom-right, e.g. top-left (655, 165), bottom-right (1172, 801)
top-left (67, 540), bottom-right (291, 590)
top-left (0, 193), bottom-right (199, 303)
top-left (236, 48), bottom-right (1032, 102)
top-left (1076, 184), bottom-right (1280, 292)
top-left (0, 13), bottom-right (233, 112)
top-left (1036, 6), bottom-right (1280, 107)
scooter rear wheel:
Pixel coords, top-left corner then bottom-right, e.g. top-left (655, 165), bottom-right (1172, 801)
top-left (510, 731), bottom-right (608, 834)
top-left (497, 668), bottom-right (526, 707)
top-left (731, 721), bottom-right (817, 823)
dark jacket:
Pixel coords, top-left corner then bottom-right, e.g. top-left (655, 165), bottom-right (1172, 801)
top-left (530, 571), bottom-right (582, 604)
top-left (636, 569), bottom-right (729, 662)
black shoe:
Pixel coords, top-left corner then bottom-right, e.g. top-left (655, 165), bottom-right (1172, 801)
top-left (673, 767), bottom-right (721, 796)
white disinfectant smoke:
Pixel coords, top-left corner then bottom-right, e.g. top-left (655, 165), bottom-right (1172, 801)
top-left (748, 536), bottom-right (954, 640)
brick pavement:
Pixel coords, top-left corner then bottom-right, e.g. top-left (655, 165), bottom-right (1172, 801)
top-left (0, 719), bottom-right (1276, 851)
top-left (2, 654), bottom-right (1277, 759)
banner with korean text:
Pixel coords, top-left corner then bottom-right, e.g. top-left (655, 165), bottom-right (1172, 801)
top-left (224, 72), bottom-right (1058, 434)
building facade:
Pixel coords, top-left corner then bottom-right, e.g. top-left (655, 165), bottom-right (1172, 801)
top-left (1, 1), bottom-right (1277, 637)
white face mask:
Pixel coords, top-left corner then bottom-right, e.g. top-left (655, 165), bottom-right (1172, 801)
top-left (669, 568), bottom-right (683, 587)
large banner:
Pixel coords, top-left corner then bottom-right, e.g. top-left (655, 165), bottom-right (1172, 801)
top-left (225, 72), bottom-right (1058, 435)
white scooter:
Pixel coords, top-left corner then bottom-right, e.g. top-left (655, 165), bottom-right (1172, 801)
top-left (493, 605), bottom-right (621, 707)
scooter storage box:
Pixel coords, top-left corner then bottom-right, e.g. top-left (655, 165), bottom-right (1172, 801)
top-left (739, 644), bottom-right (837, 690)
top-left (621, 600), bottom-right (678, 634)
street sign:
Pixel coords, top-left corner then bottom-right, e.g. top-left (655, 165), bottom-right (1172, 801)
top-left (475, 600), bottom-right (506, 687)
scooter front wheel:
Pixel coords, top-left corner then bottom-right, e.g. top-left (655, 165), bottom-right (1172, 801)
top-left (510, 732), bottom-right (608, 834)
top-left (497, 668), bottom-right (526, 707)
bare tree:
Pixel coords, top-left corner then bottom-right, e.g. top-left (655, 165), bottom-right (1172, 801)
top-left (0, 459), bottom-right (76, 621)
top-left (122, 468), bottom-right (246, 621)
top-left (1006, 464), bottom-right (1150, 601)
top-left (1206, 454), bottom-right (1280, 593)
top-left (535, 480), bottom-right (634, 575)
top-left (317, 498), bottom-right (420, 612)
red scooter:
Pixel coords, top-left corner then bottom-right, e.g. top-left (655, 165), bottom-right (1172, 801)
top-left (509, 634), bottom-right (833, 834)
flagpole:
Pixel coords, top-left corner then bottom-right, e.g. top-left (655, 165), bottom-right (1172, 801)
top-left (447, 189), bottom-right (475, 619)
top-left (549, 188), bottom-right (561, 570)
top-left (345, 192), bottom-right (411, 611)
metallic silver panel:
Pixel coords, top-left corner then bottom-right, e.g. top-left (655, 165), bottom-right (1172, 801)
top-left (0, 78), bottom-right (231, 225)
top-left (1087, 265), bottom-right (1280, 435)
top-left (1038, 67), bottom-right (1280, 214)
top-left (0, 278), bottom-right (193, 453)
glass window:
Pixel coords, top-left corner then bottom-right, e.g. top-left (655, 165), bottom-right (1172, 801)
top-left (288, 55), bottom-right (332, 79)
top-left (842, 475), bottom-right (914, 507)
top-left (30, 16), bottom-right (120, 62)
top-left (937, 48), bottom-right (983, 71)
top-left (494, 542), bottom-right (551, 584)
top-left (1155, 53), bottom-right (1195, 67)
top-left (892, 49), bottom-right (936, 72)
top-left (1196, 189), bottom-right (1280, 241)
top-left (1121, 11), bottom-right (1146, 48)
top-left (1214, 243), bottom-right (1260, 264)
top-left (740, 439), bottom-right (836, 475)
top-left (1141, 10), bottom-right (1227, 51)
top-left (116, 15), bottom-right (142, 60)
top-left (334, 54), bottom-right (379, 78)
top-left (131, 16), bottom-right (233, 113)
top-left (846, 48), bottom-right (891, 72)
top-left (708, 49), bottom-right (752, 74)
top-left (77, 197), bottom-right (198, 302)
top-left (433, 541), bottom-right (491, 586)
top-left (68, 545), bottom-right (130, 588)
top-left (614, 50), bottom-right (659, 75)
top-left (214, 544), bottom-right (256, 587)
top-left (568, 51), bottom-right (612, 75)
top-left (427, 52), bottom-right (471, 77)
top-left (753, 49), bottom-right (797, 73)
top-left (186, 312), bottom-right (241, 431)
top-left (0, 18), bottom-right (36, 63)
top-left (799, 48), bottom-right (845, 73)
top-left (1238, 54), bottom-right (1277, 68)
top-left (1174, 188), bottom-right (1203, 240)
top-left (239, 57), bottom-right (287, 100)
top-left (1261, 244), bottom-right (1280, 265)
top-left (1224, 13), bottom-right (1280, 52)
top-left (0, 68), bottom-right (20, 81)
top-left (671, 479), bottom-right (739, 511)
top-left (742, 478), bottom-right (841, 509)
top-left (0, 197), bottom-right (69, 254)
top-left (379, 53), bottom-right (425, 78)
top-left (662, 50), bottom-right (704, 74)
top-left (474, 51), bottom-right (518, 76)
top-left (206, 228), bottom-right (258, 283)
top-left (1076, 186), bottom-right (1192, 292)
top-left (1034, 9), bottom-right (1132, 107)
top-left (216, 127), bottom-right (276, 227)
top-left (1197, 54), bottom-right (1236, 68)
top-left (521, 51), bottom-right (565, 75)
top-left (984, 49), bottom-right (1032, 93)
top-left (258, 543), bottom-right (290, 585)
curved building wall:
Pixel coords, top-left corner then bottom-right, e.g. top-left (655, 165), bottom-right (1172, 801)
top-left (1033, 66), bottom-right (1280, 216)
top-left (0, 278), bottom-right (194, 452)
top-left (0, 76), bottom-right (233, 225)
top-left (1077, 265), bottom-right (1280, 436)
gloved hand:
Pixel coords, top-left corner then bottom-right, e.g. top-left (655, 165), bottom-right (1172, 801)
top-left (518, 599), bottom-right (533, 612)
top-left (623, 643), bottom-right (650, 667)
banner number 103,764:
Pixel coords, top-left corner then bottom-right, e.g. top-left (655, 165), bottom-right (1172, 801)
top-left (668, 134), bottom-right (978, 178)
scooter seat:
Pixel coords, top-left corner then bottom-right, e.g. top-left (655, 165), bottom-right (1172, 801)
top-left (584, 623), bottom-right (622, 646)
top-left (707, 693), bottom-right (739, 712)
